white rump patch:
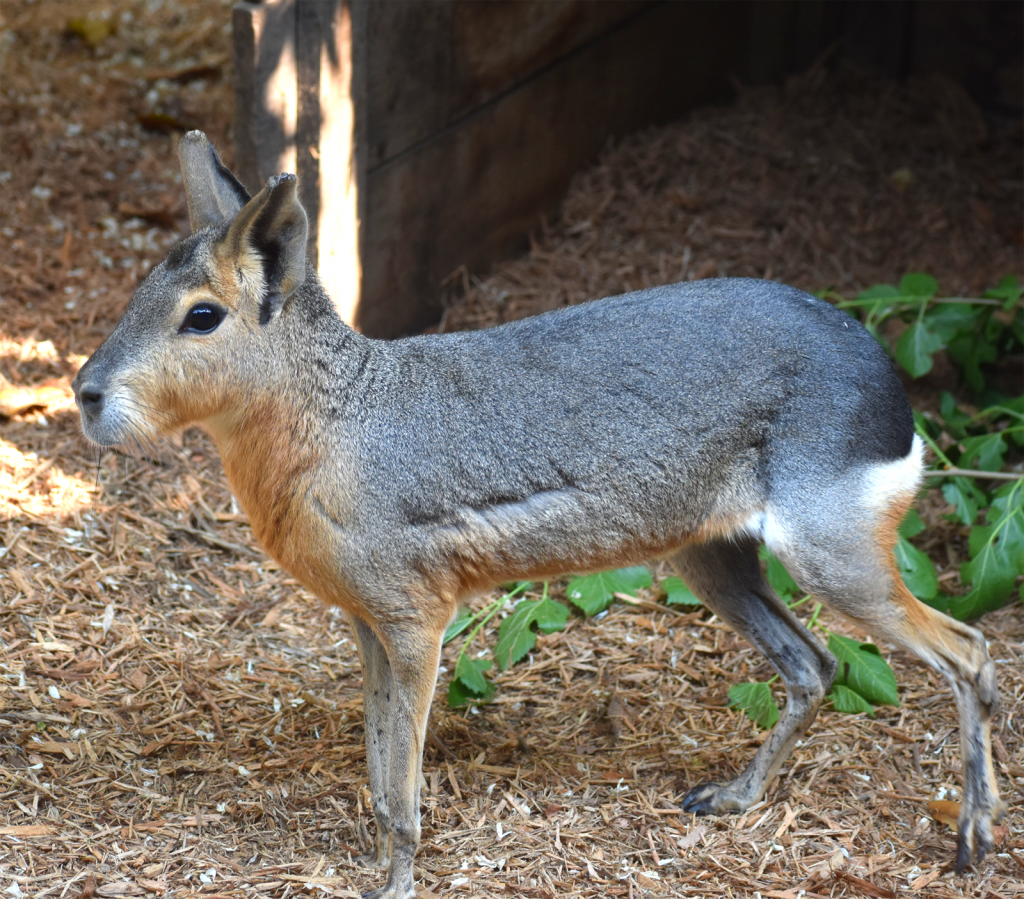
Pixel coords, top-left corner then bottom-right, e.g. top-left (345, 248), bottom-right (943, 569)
top-left (860, 434), bottom-right (925, 513)
top-left (742, 511), bottom-right (766, 540)
top-left (741, 507), bottom-right (790, 550)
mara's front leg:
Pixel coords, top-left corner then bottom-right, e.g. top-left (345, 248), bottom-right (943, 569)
top-left (351, 617), bottom-right (395, 870)
top-left (362, 619), bottom-right (446, 899)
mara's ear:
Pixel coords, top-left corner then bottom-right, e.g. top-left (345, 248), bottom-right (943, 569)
top-left (179, 131), bottom-right (251, 232)
top-left (223, 173), bottom-right (308, 324)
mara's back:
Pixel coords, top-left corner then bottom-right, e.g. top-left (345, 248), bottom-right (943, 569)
top-left (351, 279), bottom-right (912, 522)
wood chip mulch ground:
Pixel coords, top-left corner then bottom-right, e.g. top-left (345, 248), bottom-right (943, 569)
top-left (1, 3), bottom-right (1022, 897)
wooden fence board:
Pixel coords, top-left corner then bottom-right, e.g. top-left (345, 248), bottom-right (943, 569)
top-left (362, 1), bottom-right (649, 169)
top-left (358, 1), bottom-right (742, 337)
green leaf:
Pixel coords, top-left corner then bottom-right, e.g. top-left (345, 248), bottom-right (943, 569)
top-left (894, 534), bottom-right (938, 600)
top-left (494, 603), bottom-right (541, 671)
top-left (856, 284), bottom-right (901, 301)
top-left (494, 597), bottom-right (569, 670)
top-left (566, 567), bottom-right (653, 617)
top-left (982, 274), bottom-right (1023, 311)
top-left (944, 584), bottom-right (1014, 621)
top-left (947, 329), bottom-right (998, 392)
top-left (827, 633), bottom-right (899, 707)
top-left (898, 507), bottom-right (926, 539)
top-left (898, 272), bottom-right (938, 298)
top-left (941, 477), bottom-right (987, 527)
top-left (758, 546), bottom-right (801, 603)
top-left (443, 609), bottom-right (475, 644)
top-left (926, 304), bottom-right (978, 344)
top-left (957, 483), bottom-right (1024, 618)
top-left (997, 397), bottom-right (1024, 448)
top-left (453, 654), bottom-right (493, 696)
top-left (959, 432), bottom-right (1007, 472)
top-left (449, 655), bottom-right (495, 706)
top-left (662, 576), bottom-right (702, 606)
top-left (939, 391), bottom-right (972, 439)
top-left (448, 674), bottom-right (494, 708)
top-left (947, 476), bottom-right (1022, 615)
top-left (896, 321), bottom-right (943, 377)
top-left (848, 283), bottom-right (902, 331)
top-left (728, 682), bottom-right (779, 730)
top-left (533, 596), bottom-right (572, 634)
top-left (991, 480), bottom-right (1024, 541)
top-left (828, 684), bottom-right (876, 716)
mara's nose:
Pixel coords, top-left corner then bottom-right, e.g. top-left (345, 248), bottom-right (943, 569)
top-left (73, 374), bottom-right (105, 419)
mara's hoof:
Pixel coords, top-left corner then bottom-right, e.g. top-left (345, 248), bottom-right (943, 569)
top-left (361, 884), bottom-right (414, 899)
top-left (681, 781), bottom-right (748, 816)
top-left (955, 796), bottom-right (1008, 874)
top-left (357, 850), bottom-right (390, 870)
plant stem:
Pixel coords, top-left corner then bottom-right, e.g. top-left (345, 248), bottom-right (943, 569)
top-left (925, 467), bottom-right (1024, 481)
top-left (915, 417), bottom-right (955, 468)
top-left (453, 583), bottom-right (530, 668)
top-left (806, 602), bottom-right (823, 630)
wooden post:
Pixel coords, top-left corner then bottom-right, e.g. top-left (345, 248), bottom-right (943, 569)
top-left (233, 0), bottom-right (362, 324)
top-left (313, 1), bottom-right (363, 326)
top-left (232, 0), bottom-right (298, 192)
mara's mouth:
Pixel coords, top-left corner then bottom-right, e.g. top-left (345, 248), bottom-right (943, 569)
top-left (77, 390), bottom-right (169, 453)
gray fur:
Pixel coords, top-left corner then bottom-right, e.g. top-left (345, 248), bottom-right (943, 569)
top-left (280, 275), bottom-right (912, 592)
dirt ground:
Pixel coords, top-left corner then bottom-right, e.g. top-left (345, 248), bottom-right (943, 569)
top-left (1, 3), bottom-right (1023, 898)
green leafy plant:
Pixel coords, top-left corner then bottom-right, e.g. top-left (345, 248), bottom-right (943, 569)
top-left (895, 508), bottom-right (938, 602)
top-left (828, 273), bottom-right (1023, 388)
top-left (494, 586), bottom-right (570, 670)
top-left (444, 568), bottom-right (654, 708)
top-left (662, 575), bottom-right (702, 606)
top-left (445, 582), bottom-right (529, 707)
top-left (446, 581), bottom-right (573, 707)
top-left (827, 633), bottom-right (900, 708)
top-left (565, 566), bottom-right (653, 616)
top-left (729, 274), bottom-right (1022, 729)
top-left (727, 681), bottom-right (780, 729)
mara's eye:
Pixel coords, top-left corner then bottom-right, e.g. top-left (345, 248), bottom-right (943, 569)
top-left (180, 303), bottom-right (224, 334)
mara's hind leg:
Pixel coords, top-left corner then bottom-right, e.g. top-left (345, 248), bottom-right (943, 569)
top-left (670, 537), bottom-right (837, 815)
top-left (771, 495), bottom-right (1005, 871)
top-left (897, 595), bottom-right (1005, 871)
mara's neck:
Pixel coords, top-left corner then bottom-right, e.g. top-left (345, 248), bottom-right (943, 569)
top-left (207, 390), bottom-right (325, 554)
top-left (201, 283), bottom-right (370, 553)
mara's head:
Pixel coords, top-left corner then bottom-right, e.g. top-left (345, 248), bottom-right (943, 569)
top-left (73, 131), bottom-right (308, 451)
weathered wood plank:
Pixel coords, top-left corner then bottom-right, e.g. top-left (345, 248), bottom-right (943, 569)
top-left (295, 0), bottom-right (324, 258)
top-left (357, 2), bottom-right (745, 337)
top-left (232, 0), bottom-right (297, 195)
top-left (363, 1), bottom-right (650, 168)
top-left (317, 0), bottom-right (363, 324)
top-left (233, 2), bottom-right (765, 336)
top-left (234, 0), bottom-right (360, 321)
